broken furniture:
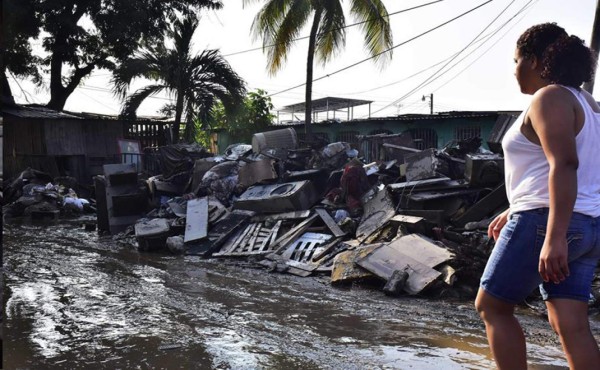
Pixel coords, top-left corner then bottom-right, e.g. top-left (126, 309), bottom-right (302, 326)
top-left (99, 164), bottom-right (146, 234)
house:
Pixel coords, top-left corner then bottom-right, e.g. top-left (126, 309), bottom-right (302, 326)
top-left (215, 110), bottom-right (519, 160)
top-left (1, 104), bottom-right (171, 184)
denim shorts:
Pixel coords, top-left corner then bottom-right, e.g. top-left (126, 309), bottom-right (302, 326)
top-left (480, 208), bottom-right (600, 304)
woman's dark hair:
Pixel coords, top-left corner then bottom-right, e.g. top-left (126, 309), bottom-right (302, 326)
top-left (517, 22), bottom-right (597, 88)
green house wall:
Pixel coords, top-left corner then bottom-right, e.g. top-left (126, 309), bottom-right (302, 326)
top-left (214, 113), bottom-right (505, 155)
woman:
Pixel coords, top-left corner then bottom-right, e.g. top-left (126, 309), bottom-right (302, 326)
top-left (475, 23), bottom-right (600, 370)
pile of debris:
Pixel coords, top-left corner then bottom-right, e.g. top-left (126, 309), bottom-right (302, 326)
top-left (3, 168), bottom-right (96, 222)
top-left (97, 128), bottom-right (513, 299)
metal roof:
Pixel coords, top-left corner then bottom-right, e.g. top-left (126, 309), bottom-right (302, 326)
top-left (1, 104), bottom-right (172, 122)
top-left (278, 97), bottom-right (373, 113)
top-left (2, 104), bottom-right (82, 119)
top-left (274, 111), bottom-right (515, 127)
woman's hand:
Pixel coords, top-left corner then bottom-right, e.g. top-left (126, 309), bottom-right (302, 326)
top-left (488, 208), bottom-right (510, 241)
top-left (539, 236), bottom-right (569, 284)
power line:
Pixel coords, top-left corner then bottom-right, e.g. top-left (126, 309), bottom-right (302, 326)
top-left (341, 22), bottom-right (515, 96)
top-left (267, 0), bottom-right (493, 98)
top-left (372, 0), bottom-right (522, 116)
top-left (223, 0), bottom-right (444, 57)
top-left (76, 89), bottom-right (120, 113)
top-left (8, 72), bottom-right (33, 104)
top-left (431, 0), bottom-right (539, 94)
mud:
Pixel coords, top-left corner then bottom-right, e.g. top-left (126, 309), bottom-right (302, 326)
top-left (4, 221), bottom-right (599, 369)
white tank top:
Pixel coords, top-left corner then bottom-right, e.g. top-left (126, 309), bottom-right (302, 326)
top-left (502, 85), bottom-right (600, 217)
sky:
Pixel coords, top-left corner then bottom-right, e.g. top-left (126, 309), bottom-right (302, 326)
top-left (8, 0), bottom-right (599, 121)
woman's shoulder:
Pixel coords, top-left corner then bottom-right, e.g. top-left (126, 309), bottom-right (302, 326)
top-left (531, 85), bottom-right (577, 110)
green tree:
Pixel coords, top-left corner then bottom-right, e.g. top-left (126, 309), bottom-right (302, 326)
top-left (246, 0), bottom-right (393, 138)
top-left (2, 0), bottom-right (42, 103)
top-left (209, 89), bottom-right (275, 143)
top-left (112, 15), bottom-right (246, 143)
top-left (4, 0), bottom-right (222, 110)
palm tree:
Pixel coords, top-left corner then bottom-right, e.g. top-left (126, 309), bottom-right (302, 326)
top-left (246, 0), bottom-right (393, 138)
top-left (113, 14), bottom-right (246, 143)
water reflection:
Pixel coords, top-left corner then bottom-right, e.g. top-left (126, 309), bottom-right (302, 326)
top-left (4, 222), bottom-right (584, 369)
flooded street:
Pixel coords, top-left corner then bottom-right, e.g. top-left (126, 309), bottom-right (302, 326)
top-left (4, 221), bottom-right (596, 369)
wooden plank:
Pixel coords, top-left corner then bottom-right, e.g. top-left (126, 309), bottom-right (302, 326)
top-left (213, 226), bottom-right (246, 256)
top-left (315, 208), bottom-right (346, 237)
top-left (247, 224), bottom-right (263, 252)
top-left (184, 197), bottom-right (209, 243)
top-left (238, 223), bottom-right (258, 252)
top-left (271, 214), bottom-right (319, 255)
top-left (260, 220), bottom-right (281, 252)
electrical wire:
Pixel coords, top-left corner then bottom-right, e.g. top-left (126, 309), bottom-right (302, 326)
top-left (372, 0), bottom-right (522, 116)
top-left (430, 0), bottom-right (539, 94)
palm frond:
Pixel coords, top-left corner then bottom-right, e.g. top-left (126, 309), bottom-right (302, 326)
top-left (120, 84), bottom-right (166, 119)
top-left (350, 0), bottom-right (393, 65)
top-left (112, 50), bottom-right (167, 99)
top-left (267, 0), bottom-right (313, 74)
top-left (315, 1), bottom-right (346, 65)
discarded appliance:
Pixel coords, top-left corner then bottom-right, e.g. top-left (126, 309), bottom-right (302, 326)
top-left (252, 128), bottom-right (298, 154)
top-left (233, 180), bottom-right (317, 214)
top-left (464, 154), bottom-right (504, 186)
top-left (135, 218), bottom-right (170, 252)
top-left (100, 164), bottom-right (146, 234)
top-left (404, 148), bottom-right (439, 181)
top-left (238, 158), bottom-right (278, 188)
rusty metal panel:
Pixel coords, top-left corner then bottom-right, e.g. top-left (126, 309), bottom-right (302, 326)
top-left (357, 243), bottom-right (441, 295)
top-left (387, 234), bottom-right (453, 268)
top-left (331, 244), bottom-right (381, 284)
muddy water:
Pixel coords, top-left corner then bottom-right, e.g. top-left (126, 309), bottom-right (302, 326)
top-left (3, 222), bottom-right (593, 369)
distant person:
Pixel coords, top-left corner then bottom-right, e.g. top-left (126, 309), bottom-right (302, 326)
top-left (475, 23), bottom-right (600, 370)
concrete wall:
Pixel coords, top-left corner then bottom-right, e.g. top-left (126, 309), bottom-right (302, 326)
top-left (214, 113), bottom-right (501, 154)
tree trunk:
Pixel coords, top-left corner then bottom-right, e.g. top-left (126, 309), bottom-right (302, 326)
top-left (172, 92), bottom-right (184, 144)
top-left (305, 8), bottom-right (322, 143)
top-left (46, 5), bottom-right (91, 111)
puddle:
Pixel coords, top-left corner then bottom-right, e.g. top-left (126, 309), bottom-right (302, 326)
top-left (4, 222), bottom-right (592, 369)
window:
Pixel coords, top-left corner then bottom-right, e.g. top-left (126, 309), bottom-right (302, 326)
top-left (455, 126), bottom-right (481, 141)
top-left (406, 128), bottom-right (438, 150)
top-left (336, 131), bottom-right (360, 148)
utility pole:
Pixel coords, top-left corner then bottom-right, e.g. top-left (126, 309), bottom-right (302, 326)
top-left (422, 93), bottom-right (433, 115)
top-left (583, 0), bottom-right (600, 94)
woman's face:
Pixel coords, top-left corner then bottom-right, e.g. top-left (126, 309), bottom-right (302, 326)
top-left (514, 48), bottom-right (537, 94)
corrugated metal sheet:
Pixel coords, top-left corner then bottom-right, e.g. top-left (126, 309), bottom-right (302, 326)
top-left (2, 105), bottom-right (82, 119)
